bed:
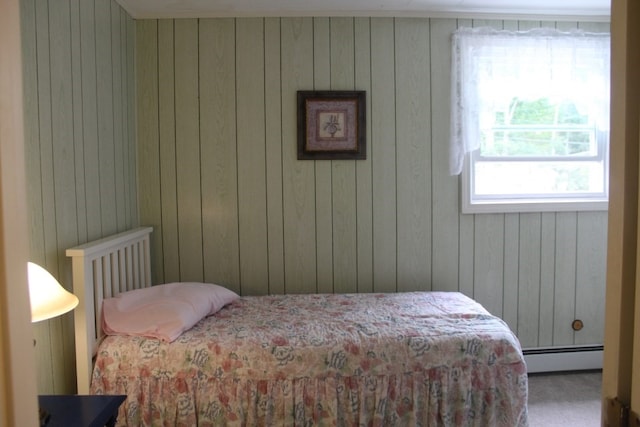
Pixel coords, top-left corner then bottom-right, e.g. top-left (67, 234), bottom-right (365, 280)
top-left (67, 227), bottom-right (529, 426)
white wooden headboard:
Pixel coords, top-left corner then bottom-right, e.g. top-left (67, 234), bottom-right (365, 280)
top-left (66, 226), bottom-right (153, 394)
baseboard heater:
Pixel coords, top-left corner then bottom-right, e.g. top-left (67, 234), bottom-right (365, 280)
top-left (523, 345), bottom-right (603, 373)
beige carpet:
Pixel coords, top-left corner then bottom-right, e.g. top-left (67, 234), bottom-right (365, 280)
top-left (527, 370), bottom-right (602, 427)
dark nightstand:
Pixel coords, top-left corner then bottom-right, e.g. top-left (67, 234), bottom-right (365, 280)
top-left (38, 395), bottom-right (126, 427)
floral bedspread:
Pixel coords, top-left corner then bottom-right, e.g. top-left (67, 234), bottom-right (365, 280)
top-left (91, 291), bottom-right (528, 426)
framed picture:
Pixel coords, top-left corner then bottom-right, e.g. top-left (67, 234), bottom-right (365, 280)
top-left (297, 91), bottom-right (366, 160)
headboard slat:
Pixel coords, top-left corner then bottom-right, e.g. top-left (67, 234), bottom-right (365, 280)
top-left (94, 259), bottom-right (104, 345)
top-left (118, 248), bottom-right (126, 293)
top-left (133, 241), bottom-right (141, 288)
top-left (103, 255), bottom-right (112, 299)
top-left (67, 226), bottom-right (153, 394)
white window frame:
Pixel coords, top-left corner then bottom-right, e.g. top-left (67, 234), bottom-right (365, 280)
top-left (462, 128), bottom-right (609, 214)
top-left (451, 27), bottom-right (610, 214)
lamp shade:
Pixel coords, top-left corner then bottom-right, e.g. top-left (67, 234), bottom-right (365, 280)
top-left (28, 262), bottom-right (79, 323)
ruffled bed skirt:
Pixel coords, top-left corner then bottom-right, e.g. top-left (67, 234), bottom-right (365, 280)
top-left (95, 364), bottom-right (528, 426)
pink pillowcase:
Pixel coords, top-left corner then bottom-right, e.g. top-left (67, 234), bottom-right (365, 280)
top-left (102, 282), bottom-right (239, 342)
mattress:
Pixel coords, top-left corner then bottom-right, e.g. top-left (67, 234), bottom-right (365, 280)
top-left (91, 291), bottom-right (528, 426)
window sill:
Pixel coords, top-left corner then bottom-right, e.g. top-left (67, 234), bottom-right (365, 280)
top-left (462, 198), bottom-right (608, 214)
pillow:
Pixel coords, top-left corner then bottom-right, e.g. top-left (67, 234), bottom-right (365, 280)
top-left (102, 282), bottom-right (239, 342)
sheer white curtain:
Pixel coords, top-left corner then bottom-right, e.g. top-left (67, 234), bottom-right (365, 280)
top-left (450, 27), bottom-right (610, 175)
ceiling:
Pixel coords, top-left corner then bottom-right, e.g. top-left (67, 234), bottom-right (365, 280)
top-left (116, 0), bottom-right (611, 20)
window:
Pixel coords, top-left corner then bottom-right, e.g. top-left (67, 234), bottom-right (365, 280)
top-left (450, 27), bottom-right (610, 213)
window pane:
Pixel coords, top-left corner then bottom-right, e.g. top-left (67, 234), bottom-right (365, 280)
top-left (483, 128), bottom-right (595, 157)
top-left (474, 161), bottom-right (605, 197)
top-left (481, 97), bottom-right (597, 157)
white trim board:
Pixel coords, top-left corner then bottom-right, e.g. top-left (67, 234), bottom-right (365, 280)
top-left (524, 345), bottom-right (603, 373)
top-left (115, 0), bottom-right (611, 20)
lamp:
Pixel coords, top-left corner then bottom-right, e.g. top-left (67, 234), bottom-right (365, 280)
top-left (27, 262), bottom-right (79, 426)
top-left (27, 262), bottom-right (78, 323)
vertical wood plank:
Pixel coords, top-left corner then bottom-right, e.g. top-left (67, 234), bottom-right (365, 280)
top-left (503, 213), bottom-right (520, 332)
top-left (264, 17), bottom-right (285, 294)
top-left (22, 0), bottom-right (44, 263)
top-left (354, 17), bottom-right (373, 293)
top-left (554, 212), bottom-right (578, 345)
top-left (174, 19), bottom-right (204, 282)
top-left (575, 211), bottom-right (608, 344)
top-left (281, 18), bottom-right (317, 294)
top-left (330, 17), bottom-right (358, 294)
top-left (370, 18), bottom-right (397, 292)
top-left (136, 19), bottom-right (162, 284)
top-left (119, 4), bottom-right (135, 231)
top-left (111, 1), bottom-right (125, 231)
top-left (96, 0), bottom-right (117, 235)
top-left (473, 214), bottom-right (504, 316)
top-left (459, 215), bottom-right (474, 298)
top-left (395, 18), bottom-right (431, 292)
top-left (578, 21), bottom-right (610, 33)
top-left (518, 20), bottom-right (542, 31)
top-left (236, 18), bottom-right (269, 296)
top-left (472, 19), bottom-right (504, 29)
top-left (158, 19), bottom-right (178, 283)
top-left (34, 0), bottom-right (57, 271)
top-left (430, 18), bottom-right (460, 292)
top-left (126, 14), bottom-right (137, 229)
top-left (70, 0), bottom-right (87, 243)
top-left (313, 17), bottom-right (333, 294)
top-left (502, 21), bottom-right (518, 33)
top-left (119, 8), bottom-right (130, 231)
top-left (80, 0), bottom-right (102, 242)
top-left (555, 21), bottom-right (579, 31)
top-left (199, 18), bottom-right (240, 291)
top-left (518, 213), bottom-right (542, 347)
top-left (538, 212), bottom-right (557, 346)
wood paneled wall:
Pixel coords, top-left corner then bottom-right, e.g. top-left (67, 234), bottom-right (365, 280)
top-left (21, 0), bottom-right (137, 394)
top-left (137, 17), bottom-right (610, 350)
